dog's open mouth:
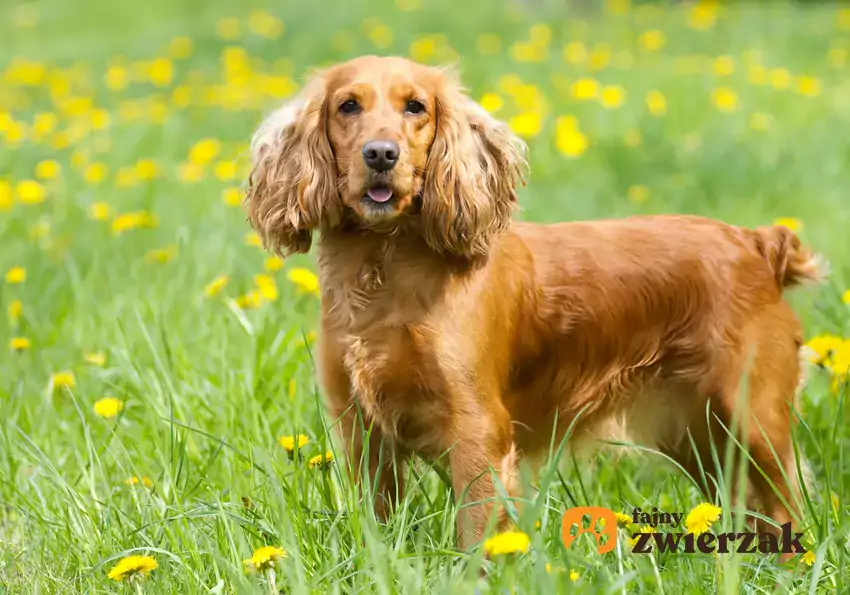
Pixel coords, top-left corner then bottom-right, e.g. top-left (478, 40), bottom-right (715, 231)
top-left (363, 185), bottom-right (394, 204)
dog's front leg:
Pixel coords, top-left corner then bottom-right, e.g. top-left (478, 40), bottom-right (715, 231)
top-left (319, 337), bottom-right (407, 522)
top-left (450, 408), bottom-right (518, 550)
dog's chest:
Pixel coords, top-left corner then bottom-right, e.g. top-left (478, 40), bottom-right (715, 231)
top-left (341, 326), bottom-right (452, 455)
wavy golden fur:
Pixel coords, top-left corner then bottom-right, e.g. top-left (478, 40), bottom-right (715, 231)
top-left (244, 55), bottom-right (822, 549)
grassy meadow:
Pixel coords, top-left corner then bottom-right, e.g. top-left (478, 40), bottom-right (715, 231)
top-left (2, 0), bottom-right (850, 592)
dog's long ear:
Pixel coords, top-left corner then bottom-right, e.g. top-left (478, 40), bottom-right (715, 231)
top-left (421, 68), bottom-right (527, 259)
top-left (246, 71), bottom-right (341, 256)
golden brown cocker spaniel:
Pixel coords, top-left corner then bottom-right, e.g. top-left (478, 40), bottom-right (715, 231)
top-left (245, 55), bottom-right (822, 548)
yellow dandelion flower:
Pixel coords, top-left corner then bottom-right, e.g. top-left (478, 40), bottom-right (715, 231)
top-left (188, 138), bottom-right (221, 165)
top-left (107, 555), bottom-right (158, 581)
top-left (639, 29), bottom-right (665, 51)
top-left (287, 268), bottom-right (320, 295)
top-left (84, 352), bottom-right (107, 366)
top-left (571, 78), bottom-right (600, 100)
top-left (805, 334), bottom-right (844, 365)
top-left (367, 23), bottom-right (393, 49)
top-left (770, 68), bottom-right (791, 90)
top-left (83, 162), bottom-right (109, 185)
top-left (843, 290), bottom-right (850, 305)
top-left (112, 211), bottom-right (157, 235)
top-left (105, 66), bottom-right (128, 90)
top-left (248, 10), bottom-right (284, 39)
top-left (10, 337), bottom-right (30, 352)
top-left (483, 531), bottom-right (531, 556)
top-left (5, 267), bottom-right (26, 284)
top-left (628, 184), bottom-right (650, 204)
top-left (235, 291), bottom-right (263, 310)
top-left (646, 90), bottom-right (667, 116)
top-left (172, 86), bottom-right (191, 107)
top-left (32, 112), bottom-right (57, 138)
top-left (278, 434), bottom-right (310, 452)
top-left (115, 167), bottom-right (137, 188)
top-left (146, 57), bottom-right (173, 87)
top-left (222, 187), bottom-right (242, 206)
top-left (88, 202), bottom-right (111, 221)
top-left (204, 275), bottom-right (229, 298)
top-left (615, 512), bottom-right (632, 527)
top-left (773, 217), bottom-right (802, 233)
top-left (213, 161), bottom-right (237, 181)
top-left (288, 378), bottom-right (297, 399)
top-left (508, 111), bottom-right (543, 139)
top-left (51, 371), bottom-right (76, 390)
top-left (479, 92), bottom-right (504, 114)
top-left (529, 23), bottom-right (551, 47)
top-left (146, 245), bottom-right (178, 264)
top-left (216, 17), bottom-right (242, 40)
top-left (178, 163), bottom-right (204, 183)
top-left (712, 55), bottom-right (735, 76)
top-left (801, 550), bottom-right (816, 566)
top-left (830, 342), bottom-right (850, 377)
top-left (685, 503), bottom-right (722, 535)
top-left (590, 45), bottom-right (612, 71)
top-left (748, 63), bottom-right (768, 86)
top-left (628, 525), bottom-right (657, 547)
top-left (93, 397), bottom-right (124, 419)
top-left (8, 300), bottom-right (23, 322)
top-left (35, 160), bottom-right (61, 180)
top-left (513, 84), bottom-right (545, 111)
top-left (244, 232), bottom-right (263, 248)
top-left (135, 159), bottom-right (159, 180)
top-left (555, 117), bottom-right (589, 158)
top-left (254, 274), bottom-right (279, 301)
top-left (563, 41), bottom-right (587, 64)
top-left (712, 87), bottom-right (738, 112)
top-left (688, 4), bottom-right (718, 30)
top-left (167, 36), bottom-right (193, 59)
top-left (510, 41), bottom-right (546, 63)
top-left (477, 33), bottom-right (501, 55)
top-left (569, 569), bottom-right (580, 582)
top-left (605, 0), bottom-right (629, 14)
top-left (89, 109), bottom-right (111, 131)
top-left (264, 257), bottom-right (284, 272)
top-left (16, 180), bottom-right (46, 204)
top-left (125, 476), bottom-right (153, 487)
top-left (599, 85), bottom-right (626, 109)
top-left (796, 76), bottom-right (822, 97)
top-left (308, 451), bottom-right (335, 469)
top-left (70, 149), bottom-right (89, 169)
top-left (243, 546), bottom-right (287, 572)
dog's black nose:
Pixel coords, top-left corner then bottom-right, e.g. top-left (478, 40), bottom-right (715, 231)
top-left (362, 140), bottom-right (400, 172)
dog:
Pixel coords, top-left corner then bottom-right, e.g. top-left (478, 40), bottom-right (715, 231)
top-left (244, 55), bottom-right (821, 548)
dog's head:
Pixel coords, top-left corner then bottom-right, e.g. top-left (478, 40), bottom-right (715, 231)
top-left (246, 55), bottom-right (527, 258)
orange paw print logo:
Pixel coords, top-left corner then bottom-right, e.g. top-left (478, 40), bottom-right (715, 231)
top-left (561, 507), bottom-right (617, 554)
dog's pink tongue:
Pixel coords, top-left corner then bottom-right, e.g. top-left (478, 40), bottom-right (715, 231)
top-left (367, 187), bottom-right (393, 203)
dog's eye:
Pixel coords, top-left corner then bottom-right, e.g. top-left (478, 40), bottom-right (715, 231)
top-left (405, 100), bottom-right (426, 115)
top-left (339, 100), bottom-right (361, 115)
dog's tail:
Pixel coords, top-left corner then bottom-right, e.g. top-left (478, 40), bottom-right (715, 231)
top-left (752, 225), bottom-right (827, 290)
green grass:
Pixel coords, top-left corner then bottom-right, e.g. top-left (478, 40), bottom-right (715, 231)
top-left (1, 0), bottom-right (849, 592)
